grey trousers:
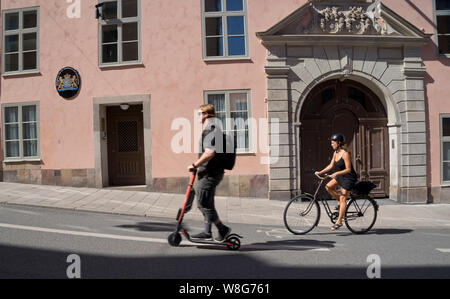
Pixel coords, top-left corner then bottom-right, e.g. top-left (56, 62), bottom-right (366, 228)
top-left (197, 172), bottom-right (224, 223)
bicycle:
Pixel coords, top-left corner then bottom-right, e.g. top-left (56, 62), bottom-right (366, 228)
top-left (283, 173), bottom-right (379, 235)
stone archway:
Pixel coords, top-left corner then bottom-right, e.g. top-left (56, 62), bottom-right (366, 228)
top-left (300, 79), bottom-right (389, 198)
top-left (257, 0), bottom-right (430, 203)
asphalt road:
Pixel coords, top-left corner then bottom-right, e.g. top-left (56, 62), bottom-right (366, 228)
top-left (0, 204), bottom-right (449, 279)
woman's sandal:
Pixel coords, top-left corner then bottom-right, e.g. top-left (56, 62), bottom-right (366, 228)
top-left (331, 223), bottom-right (343, 231)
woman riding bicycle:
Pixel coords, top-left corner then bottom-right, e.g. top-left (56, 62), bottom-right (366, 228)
top-left (315, 134), bottom-right (357, 231)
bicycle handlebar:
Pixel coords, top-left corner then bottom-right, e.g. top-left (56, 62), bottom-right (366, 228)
top-left (314, 173), bottom-right (329, 180)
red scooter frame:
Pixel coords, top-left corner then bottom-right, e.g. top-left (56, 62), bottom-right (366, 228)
top-left (167, 169), bottom-right (242, 250)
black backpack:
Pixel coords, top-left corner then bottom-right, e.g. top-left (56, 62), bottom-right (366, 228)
top-left (216, 131), bottom-right (237, 170)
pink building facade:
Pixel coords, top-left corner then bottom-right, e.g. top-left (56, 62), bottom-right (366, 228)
top-left (0, 0), bottom-right (449, 204)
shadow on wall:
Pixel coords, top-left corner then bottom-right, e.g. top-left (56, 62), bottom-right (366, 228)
top-left (421, 34), bottom-right (450, 66)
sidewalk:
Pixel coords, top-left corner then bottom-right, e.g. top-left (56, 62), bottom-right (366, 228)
top-left (1, 182), bottom-right (450, 229)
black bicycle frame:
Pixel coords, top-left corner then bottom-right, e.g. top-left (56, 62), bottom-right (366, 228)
top-left (302, 178), bottom-right (338, 222)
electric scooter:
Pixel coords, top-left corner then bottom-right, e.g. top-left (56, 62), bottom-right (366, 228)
top-left (167, 169), bottom-right (242, 250)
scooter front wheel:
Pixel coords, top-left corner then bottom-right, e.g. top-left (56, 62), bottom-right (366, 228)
top-left (168, 232), bottom-right (182, 247)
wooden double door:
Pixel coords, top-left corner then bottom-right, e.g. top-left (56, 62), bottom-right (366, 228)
top-left (300, 80), bottom-right (389, 198)
top-left (107, 105), bottom-right (145, 186)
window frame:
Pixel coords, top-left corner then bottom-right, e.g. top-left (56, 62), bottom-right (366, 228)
top-left (98, 0), bottom-right (142, 68)
top-left (441, 114), bottom-right (450, 185)
top-left (2, 102), bottom-right (41, 162)
top-left (204, 89), bottom-right (253, 154)
top-left (201, 0), bottom-right (250, 61)
top-left (2, 7), bottom-right (40, 76)
top-left (433, 0), bottom-right (450, 58)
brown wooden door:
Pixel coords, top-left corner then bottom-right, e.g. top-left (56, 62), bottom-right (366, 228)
top-left (300, 80), bottom-right (389, 198)
top-left (358, 119), bottom-right (390, 197)
top-left (107, 105), bottom-right (145, 186)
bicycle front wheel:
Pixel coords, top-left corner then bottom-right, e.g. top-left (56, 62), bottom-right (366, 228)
top-left (283, 195), bottom-right (320, 235)
top-left (344, 197), bottom-right (378, 234)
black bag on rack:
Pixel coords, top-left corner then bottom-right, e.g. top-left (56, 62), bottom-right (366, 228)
top-left (352, 181), bottom-right (377, 196)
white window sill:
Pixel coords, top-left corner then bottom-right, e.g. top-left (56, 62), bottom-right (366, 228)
top-left (99, 61), bottom-right (143, 69)
top-left (3, 158), bottom-right (41, 163)
top-left (236, 150), bottom-right (255, 156)
top-left (203, 56), bottom-right (251, 62)
top-left (2, 70), bottom-right (41, 77)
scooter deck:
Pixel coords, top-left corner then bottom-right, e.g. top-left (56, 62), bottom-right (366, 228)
top-left (186, 233), bottom-right (243, 245)
top-left (181, 231), bottom-right (243, 250)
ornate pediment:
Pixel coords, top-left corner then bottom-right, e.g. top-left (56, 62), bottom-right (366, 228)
top-left (257, 0), bottom-right (430, 45)
top-left (299, 3), bottom-right (394, 35)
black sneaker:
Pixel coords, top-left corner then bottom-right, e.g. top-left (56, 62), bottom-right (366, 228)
top-left (191, 232), bottom-right (212, 240)
top-left (215, 226), bottom-right (231, 242)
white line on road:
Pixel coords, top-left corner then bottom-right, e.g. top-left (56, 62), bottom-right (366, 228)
top-left (0, 207), bottom-right (41, 216)
top-left (0, 223), bottom-right (234, 248)
top-left (0, 223), bottom-right (331, 251)
top-left (0, 223), bottom-right (168, 244)
top-left (436, 248), bottom-right (450, 253)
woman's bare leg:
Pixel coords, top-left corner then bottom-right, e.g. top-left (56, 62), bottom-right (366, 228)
top-left (336, 189), bottom-right (348, 225)
top-left (325, 179), bottom-right (340, 201)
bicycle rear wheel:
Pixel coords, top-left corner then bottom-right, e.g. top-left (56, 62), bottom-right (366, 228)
top-left (344, 197), bottom-right (378, 234)
top-left (283, 195), bottom-right (320, 235)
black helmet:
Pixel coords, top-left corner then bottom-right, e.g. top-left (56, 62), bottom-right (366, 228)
top-left (330, 133), bottom-right (345, 144)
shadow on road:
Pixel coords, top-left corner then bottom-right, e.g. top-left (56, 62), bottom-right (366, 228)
top-left (1, 244), bottom-right (449, 279)
top-left (192, 238), bottom-right (335, 252)
top-left (366, 228), bottom-right (414, 235)
top-left (307, 228), bottom-right (414, 237)
top-left (334, 228), bottom-right (414, 237)
top-left (240, 239), bottom-right (335, 252)
top-left (116, 222), bottom-right (176, 232)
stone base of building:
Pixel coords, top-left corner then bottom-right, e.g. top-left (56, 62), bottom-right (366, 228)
top-left (2, 164), bottom-right (96, 188)
top-left (397, 187), bottom-right (429, 204)
top-left (429, 186), bottom-right (450, 204)
top-left (151, 174), bottom-right (269, 198)
top-left (268, 190), bottom-right (293, 201)
top-left (1, 164), bottom-right (269, 198)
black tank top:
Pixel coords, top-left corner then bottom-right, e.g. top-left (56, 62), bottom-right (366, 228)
top-left (334, 157), bottom-right (357, 177)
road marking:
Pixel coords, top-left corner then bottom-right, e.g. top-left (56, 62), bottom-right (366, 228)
top-left (0, 223), bottom-right (168, 244)
top-left (244, 245), bottom-right (330, 252)
top-left (436, 248), bottom-right (450, 253)
top-left (0, 207), bottom-right (40, 216)
top-left (427, 232), bottom-right (450, 237)
top-left (257, 228), bottom-right (291, 239)
top-left (0, 223), bottom-right (224, 247)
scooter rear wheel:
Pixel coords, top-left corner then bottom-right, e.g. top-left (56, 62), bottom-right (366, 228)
top-left (168, 232), bottom-right (182, 247)
top-left (226, 237), bottom-right (241, 251)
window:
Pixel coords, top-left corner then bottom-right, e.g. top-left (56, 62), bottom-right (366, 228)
top-left (202, 0), bottom-right (249, 60)
top-left (2, 7), bottom-right (39, 75)
top-left (205, 90), bottom-right (252, 152)
top-left (434, 0), bottom-right (450, 56)
top-left (2, 103), bottom-right (40, 161)
top-left (98, 0), bottom-right (141, 66)
top-left (441, 115), bottom-right (450, 184)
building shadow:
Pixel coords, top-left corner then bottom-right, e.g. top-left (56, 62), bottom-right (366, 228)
top-left (1, 244), bottom-right (449, 279)
top-left (191, 238), bottom-right (336, 252)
